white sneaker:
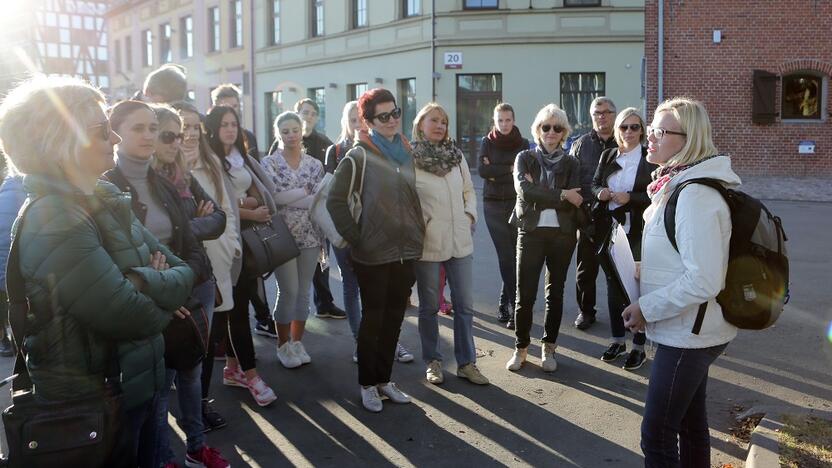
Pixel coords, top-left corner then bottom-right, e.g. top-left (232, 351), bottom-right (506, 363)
top-left (541, 342), bottom-right (558, 373)
top-left (292, 341), bottom-right (311, 365)
top-left (361, 385), bottom-right (383, 413)
top-left (352, 346), bottom-right (358, 364)
top-left (395, 343), bottom-right (414, 363)
top-left (378, 382), bottom-right (411, 404)
top-left (425, 360), bottom-right (444, 385)
top-left (506, 347), bottom-right (527, 371)
top-left (277, 342), bottom-right (302, 369)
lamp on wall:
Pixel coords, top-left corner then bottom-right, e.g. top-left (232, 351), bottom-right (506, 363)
top-left (374, 77), bottom-right (383, 84)
top-left (328, 82), bottom-right (337, 89)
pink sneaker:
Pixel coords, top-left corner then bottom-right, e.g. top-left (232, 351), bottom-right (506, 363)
top-left (247, 375), bottom-right (277, 407)
top-left (185, 445), bottom-right (229, 468)
top-left (222, 366), bottom-right (246, 388)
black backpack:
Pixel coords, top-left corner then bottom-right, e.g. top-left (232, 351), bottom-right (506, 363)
top-left (664, 178), bottom-right (789, 333)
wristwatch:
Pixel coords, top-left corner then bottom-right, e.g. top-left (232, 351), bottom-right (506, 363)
top-left (559, 190), bottom-right (568, 202)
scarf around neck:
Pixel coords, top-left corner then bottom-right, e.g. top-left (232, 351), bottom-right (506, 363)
top-left (157, 161), bottom-right (193, 199)
top-left (647, 154), bottom-right (720, 197)
top-left (487, 126), bottom-right (524, 151)
top-left (533, 146), bottom-right (566, 191)
top-left (411, 140), bottom-right (463, 177)
top-left (369, 130), bottom-right (411, 166)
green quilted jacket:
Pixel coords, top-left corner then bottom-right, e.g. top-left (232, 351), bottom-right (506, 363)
top-left (17, 175), bottom-right (194, 409)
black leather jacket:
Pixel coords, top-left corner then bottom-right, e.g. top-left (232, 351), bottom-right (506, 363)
top-left (327, 141), bottom-right (425, 266)
top-left (569, 129), bottom-right (617, 198)
top-left (510, 148), bottom-right (582, 234)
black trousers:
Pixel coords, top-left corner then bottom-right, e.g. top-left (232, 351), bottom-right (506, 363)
top-left (515, 227), bottom-right (577, 349)
top-left (312, 243), bottom-right (336, 312)
top-left (353, 259), bottom-right (415, 387)
top-left (599, 231), bottom-right (646, 345)
top-left (224, 274), bottom-right (258, 371)
top-left (575, 221), bottom-right (600, 316)
top-left (251, 276), bottom-right (271, 323)
top-left (483, 198), bottom-right (518, 309)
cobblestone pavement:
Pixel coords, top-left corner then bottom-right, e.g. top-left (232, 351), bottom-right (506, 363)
top-left (739, 175), bottom-right (832, 202)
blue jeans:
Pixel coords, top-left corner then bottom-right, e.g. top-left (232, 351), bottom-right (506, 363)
top-left (415, 255), bottom-right (477, 367)
top-left (641, 343), bottom-right (728, 468)
top-left (483, 199), bottom-right (517, 310)
top-left (124, 390), bottom-right (161, 468)
top-left (333, 245), bottom-right (361, 338)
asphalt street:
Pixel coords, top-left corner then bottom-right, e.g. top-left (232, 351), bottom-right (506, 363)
top-left (1, 182), bottom-right (830, 467)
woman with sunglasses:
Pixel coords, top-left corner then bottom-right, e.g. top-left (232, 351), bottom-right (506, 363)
top-left (203, 105), bottom-right (278, 407)
top-left (327, 88), bottom-right (425, 413)
top-left (0, 77), bottom-right (195, 467)
top-left (591, 108), bottom-right (657, 372)
top-left (173, 101), bottom-right (236, 431)
top-left (506, 104), bottom-right (583, 373)
top-left (104, 101), bottom-right (229, 467)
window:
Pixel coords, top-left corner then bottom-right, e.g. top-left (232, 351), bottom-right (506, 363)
top-left (464, 0), bottom-right (498, 9)
top-left (348, 82), bottom-right (368, 101)
top-left (311, 0), bottom-right (324, 37)
top-left (180, 16), bottom-right (193, 59)
top-left (125, 37), bottom-right (133, 71)
top-left (397, 78), bottom-right (417, 139)
top-left (114, 39), bottom-right (121, 72)
top-left (270, 0), bottom-right (280, 45)
top-left (560, 72), bottom-right (605, 135)
top-left (308, 87), bottom-right (326, 132)
top-left (208, 7), bottom-right (220, 52)
top-left (352, 0), bottom-right (368, 29)
top-left (457, 74), bottom-right (502, 161)
top-left (159, 23), bottom-right (171, 64)
top-left (564, 0), bottom-right (602, 6)
top-left (781, 73), bottom-right (825, 121)
top-left (266, 90), bottom-right (284, 146)
top-left (142, 29), bottom-right (152, 67)
top-left (230, 0), bottom-right (243, 48)
top-left (403, 0), bottom-right (420, 17)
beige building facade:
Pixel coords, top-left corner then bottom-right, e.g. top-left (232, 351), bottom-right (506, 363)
top-left (254, 0), bottom-right (644, 160)
top-left (106, 0), bottom-right (254, 127)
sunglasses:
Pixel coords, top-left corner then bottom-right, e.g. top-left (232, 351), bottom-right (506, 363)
top-left (159, 131), bottom-right (184, 144)
top-left (540, 124), bottom-right (565, 133)
top-left (619, 123), bottom-right (642, 132)
top-left (373, 107), bottom-right (402, 123)
top-left (87, 121), bottom-right (112, 141)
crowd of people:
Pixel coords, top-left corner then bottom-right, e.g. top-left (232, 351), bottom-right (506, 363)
top-left (0, 62), bottom-right (739, 468)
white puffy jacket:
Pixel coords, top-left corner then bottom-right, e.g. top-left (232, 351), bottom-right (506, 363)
top-left (639, 155), bottom-right (740, 349)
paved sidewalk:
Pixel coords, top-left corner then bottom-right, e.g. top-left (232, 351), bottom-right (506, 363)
top-left (738, 175), bottom-right (832, 202)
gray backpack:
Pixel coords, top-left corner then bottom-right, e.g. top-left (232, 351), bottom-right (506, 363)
top-left (665, 178), bottom-right (789, 333)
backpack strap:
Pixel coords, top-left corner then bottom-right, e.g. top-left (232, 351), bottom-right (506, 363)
top-left (663, 177), bottom-right (729, 335)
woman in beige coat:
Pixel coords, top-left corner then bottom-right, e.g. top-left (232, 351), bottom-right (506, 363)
top-left (411, 103), bottom-right (489, 386)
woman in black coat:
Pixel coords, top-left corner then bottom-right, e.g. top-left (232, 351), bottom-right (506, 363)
top-left (591, 107), bottom-right (657, 371)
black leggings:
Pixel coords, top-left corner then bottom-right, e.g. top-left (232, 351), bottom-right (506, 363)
top-left (224, 275), bottom-right (258, 371)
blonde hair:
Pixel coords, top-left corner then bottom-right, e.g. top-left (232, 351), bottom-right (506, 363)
top-left (412, 102), bottom-right (450, 143)
top-left (530, 104), bottom-right (571, 148)
top-left (613, 107), bottom-right (646, 147)
top-left (149, 103), bottom-right (188, 175)
top-left (337, 101), bottom-right (359, 144)
top-left (654, 97), bottom-right (718, 166)
top-left (0, 75), bottom-right (106, 176)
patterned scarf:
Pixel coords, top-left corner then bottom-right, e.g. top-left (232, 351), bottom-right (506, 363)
top-left (411, 140), bottom-right (464, 177)
top-left (647, 154), bottom-right (720, 197)
top-left (157, 162), bottom-right (193, 199)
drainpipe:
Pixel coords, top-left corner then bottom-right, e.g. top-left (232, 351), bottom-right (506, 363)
top-left (249, 0), bottom-right (257, 146)
top-left (431, 0), bottom-right (436, 101)
top-left (657, 0), bottom-right (664, 104)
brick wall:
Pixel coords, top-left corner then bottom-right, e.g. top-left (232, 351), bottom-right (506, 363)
top-left (644, 0), bottom-right (832, 177)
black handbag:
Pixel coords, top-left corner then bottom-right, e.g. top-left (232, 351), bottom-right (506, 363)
top-left (241, 213), bottom-right (300, 276)
top-left (1, 199), bottom-right (124, 468)
top-left (163, 296), bottom-right (209, 370)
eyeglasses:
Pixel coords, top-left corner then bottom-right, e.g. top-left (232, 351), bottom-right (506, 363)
top-left (159, 131), bottom-right (184, 144)
top-left (540, 124), bottom-right (565, 134)
top-left (592, 110), bottom-right (616, 117)
top-left (619, 123), bottom-right (642, 132)
top-left (373, 107), bottom-right (402, 123)
top-left (646, 126), bottom-right (687, 140)
top-left (87, 121), bottom-right (112, 141)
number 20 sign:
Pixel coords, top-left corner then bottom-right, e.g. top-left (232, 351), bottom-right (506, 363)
top-left (444, 52), bottom-right (463, 69)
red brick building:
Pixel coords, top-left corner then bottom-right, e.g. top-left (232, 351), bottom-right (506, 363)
top-left (644, 0), bottom-right (832, 177)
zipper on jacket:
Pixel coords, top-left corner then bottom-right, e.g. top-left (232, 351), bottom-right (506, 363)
top-left (397, 166), bottom-right (404, 263)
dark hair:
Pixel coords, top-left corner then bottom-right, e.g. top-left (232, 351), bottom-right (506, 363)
top-left (211, 83), bottom-right (241, 105)
top-left (357, 88), bottom-right (396, 123)
top-left (143, 64), bottom-right (187, 103)
top-left (109, 100), bottom-right (155, 133)
top-left (294, 98), bottom-right (319, 114)
top-left (204, 105), bottom-right (248, 163)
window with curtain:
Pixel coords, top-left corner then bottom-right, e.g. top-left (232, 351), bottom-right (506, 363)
top-left (270, 0), bottom-right (280, 45)
top-left (403, 0), bottom-right (420, 18)
top-left (208, 7), bottom-right (220, 52)
top-left (353, 0), bottom-right (368, 29)
top-left (180, 16), bottom-right (193, 59)
top-left (230, 0), bottom-right (243, 48)
top-left (311, 0), bottom-right (324, 37)
top-left (560, 72), bottom-right (606, 136)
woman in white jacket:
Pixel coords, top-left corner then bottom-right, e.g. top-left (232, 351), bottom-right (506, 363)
top-left (411, 103), bottom-right (489, 386)
top-left (622, 97), bottom-right (739, 467)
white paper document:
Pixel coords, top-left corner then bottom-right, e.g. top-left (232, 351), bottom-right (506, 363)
top-left (608, 223), bottom-right (640, 304)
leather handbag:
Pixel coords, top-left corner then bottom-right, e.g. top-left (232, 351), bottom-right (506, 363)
top-left (241, 212), bottom-right (300, 276)
top-left (1, 198), bottom-right (124, 468)
top-left (163, 296), bottom-right (209, 370)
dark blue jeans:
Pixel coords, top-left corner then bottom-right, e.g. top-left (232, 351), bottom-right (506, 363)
top-left (483, 198), bottom-right (517, 310)
top-left (642, 343), bottom-right (728, 468)
top-left (124, 390), bottom-right (161, 468)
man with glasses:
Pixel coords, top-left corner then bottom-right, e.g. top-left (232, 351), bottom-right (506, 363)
top-left (569, 96), bottom-right (618, 331)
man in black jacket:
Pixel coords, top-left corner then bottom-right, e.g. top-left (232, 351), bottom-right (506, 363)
top-left (568, 97), bottom-right (617, 331)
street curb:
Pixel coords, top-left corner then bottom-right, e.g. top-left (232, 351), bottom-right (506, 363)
top-left (745, 415), bottom-right (783, 468)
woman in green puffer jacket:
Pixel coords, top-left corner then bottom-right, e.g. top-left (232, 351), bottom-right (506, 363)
top-left (0, 77), bottom-right (195, 467)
